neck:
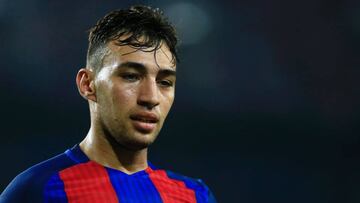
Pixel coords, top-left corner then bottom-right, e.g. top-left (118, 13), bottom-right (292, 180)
top-left (79, 126), bottom-right (149, 175)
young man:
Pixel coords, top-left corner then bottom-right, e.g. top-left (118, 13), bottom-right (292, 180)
top-left (0, 5), bottom-right (216, 203)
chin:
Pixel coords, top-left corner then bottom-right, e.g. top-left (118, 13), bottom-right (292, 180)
top-left (115, 132), bottom-right (158, 151)
top-left (121, 139), bottom-right (154, 151)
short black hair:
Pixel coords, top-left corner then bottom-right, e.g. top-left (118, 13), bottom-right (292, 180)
top-left (86, 5), bottom-right (179, 72)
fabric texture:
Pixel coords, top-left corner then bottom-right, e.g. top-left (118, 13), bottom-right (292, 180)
top-left (0, 145), bottom-right (216, 203)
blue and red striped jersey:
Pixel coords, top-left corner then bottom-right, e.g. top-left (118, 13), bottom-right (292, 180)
top-left (0, 145), bottom-right (216, 203)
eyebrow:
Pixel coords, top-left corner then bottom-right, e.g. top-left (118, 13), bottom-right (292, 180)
top-left (118, 61), bottom-right (176, 77)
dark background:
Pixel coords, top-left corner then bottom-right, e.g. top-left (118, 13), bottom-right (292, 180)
top-left (1, 0), bottom-right (359, 202)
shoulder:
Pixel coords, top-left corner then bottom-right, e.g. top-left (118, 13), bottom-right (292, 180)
top-left (0, 151), bottom-right (74, 203)
top-left (158, 168), bottom-right (217, 203)
top-left (165, 170), bottom-right (207, 189)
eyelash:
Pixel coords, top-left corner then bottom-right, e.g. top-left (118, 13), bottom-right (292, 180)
top-left (120, 73), bottom-right (174, 88)
top-left (157, 80), bottom-right (173, 87)
top-left (121, 73), bottom-right (140, 82)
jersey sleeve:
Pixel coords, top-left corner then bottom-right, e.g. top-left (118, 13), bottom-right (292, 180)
top-left (1, 151), bottom-right (75, 203)
top-left (164, 169), bottom-right (217, 203)
top-left (197, 179), bottom-right (217, 203)
top-left (0, 170), bottom-right (42, 203)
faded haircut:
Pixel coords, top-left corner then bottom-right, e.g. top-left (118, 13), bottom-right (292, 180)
top-left (86, 5), bottom-right (179, 73)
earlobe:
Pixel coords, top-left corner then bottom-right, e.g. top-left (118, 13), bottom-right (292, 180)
top-left (76, 68), bottom-right (97, 102)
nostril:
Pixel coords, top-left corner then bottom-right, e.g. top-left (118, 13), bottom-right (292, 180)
top-left (137, 100), bottom-right (159, 110)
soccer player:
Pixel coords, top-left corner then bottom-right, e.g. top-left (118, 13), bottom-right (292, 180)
top-left (0, 5), bottom-right (216, 203)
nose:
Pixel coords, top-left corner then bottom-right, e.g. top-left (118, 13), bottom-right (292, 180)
top-left (137, 78), bottom-right (160, 110)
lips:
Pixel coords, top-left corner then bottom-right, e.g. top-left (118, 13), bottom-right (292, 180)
top-left (130, 112), bottom-right (159, 133)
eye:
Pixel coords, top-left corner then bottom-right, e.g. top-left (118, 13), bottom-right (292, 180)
top-left (121, 73), bottom-right (140, 82)
top-left (157, 80), bottom-right (174, 87)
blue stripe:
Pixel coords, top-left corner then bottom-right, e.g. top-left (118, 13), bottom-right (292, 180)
top-left (106, 168), bottom-right (163, 203)
top-left (148, 161), bottom-right (159, 170)
top-left (44, 173), bottom-right (68, 203)
top-left (166, 171), bottom-right (213, 203)
top-left (65, 145), bottom-right (89, 164)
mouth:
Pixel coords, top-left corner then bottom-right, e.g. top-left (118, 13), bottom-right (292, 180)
top-left (130, 113), bottom-right (159, 133)
top-left (130, 113), bottom-right (159, 123)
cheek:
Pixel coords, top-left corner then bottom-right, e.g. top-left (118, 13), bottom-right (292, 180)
top-left (161, 93), bottom-right (175, 114)
top-left (111, 84), bottom-right (137, 106)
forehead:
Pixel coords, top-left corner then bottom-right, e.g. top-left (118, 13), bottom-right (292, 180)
top-left (104, 40), bottom-right (176, 70)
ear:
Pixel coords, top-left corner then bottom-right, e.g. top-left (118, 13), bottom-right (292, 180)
top-left (76, 68), bottom-right (97, 102)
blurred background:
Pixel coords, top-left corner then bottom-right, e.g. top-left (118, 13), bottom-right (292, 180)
top-left (1, 0), bottom-right (359, 202)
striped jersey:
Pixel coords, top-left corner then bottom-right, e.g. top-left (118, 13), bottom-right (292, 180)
top-left (0, 145), bottom-right (216, 203)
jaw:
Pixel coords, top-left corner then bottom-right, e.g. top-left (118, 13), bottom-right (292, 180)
top-left (106, 121), bottom-right (162, 151)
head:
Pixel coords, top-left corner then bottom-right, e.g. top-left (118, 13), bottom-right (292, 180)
top-left (87, 5), bottom-right (178, 74)
top-left (76, 5), bottom-right (178, 151)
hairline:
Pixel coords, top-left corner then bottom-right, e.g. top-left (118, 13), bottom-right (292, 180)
top-left (86, 39), bottom-right (176, 74)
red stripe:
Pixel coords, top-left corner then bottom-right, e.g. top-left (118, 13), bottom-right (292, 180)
top-left (146, 168), bottom-right (196, 203)
top-left (59, 161), bottom-right (119, 203)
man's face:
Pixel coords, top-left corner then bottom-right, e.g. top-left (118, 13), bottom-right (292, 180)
top-left (93, 41), bottom-right (176, 150)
